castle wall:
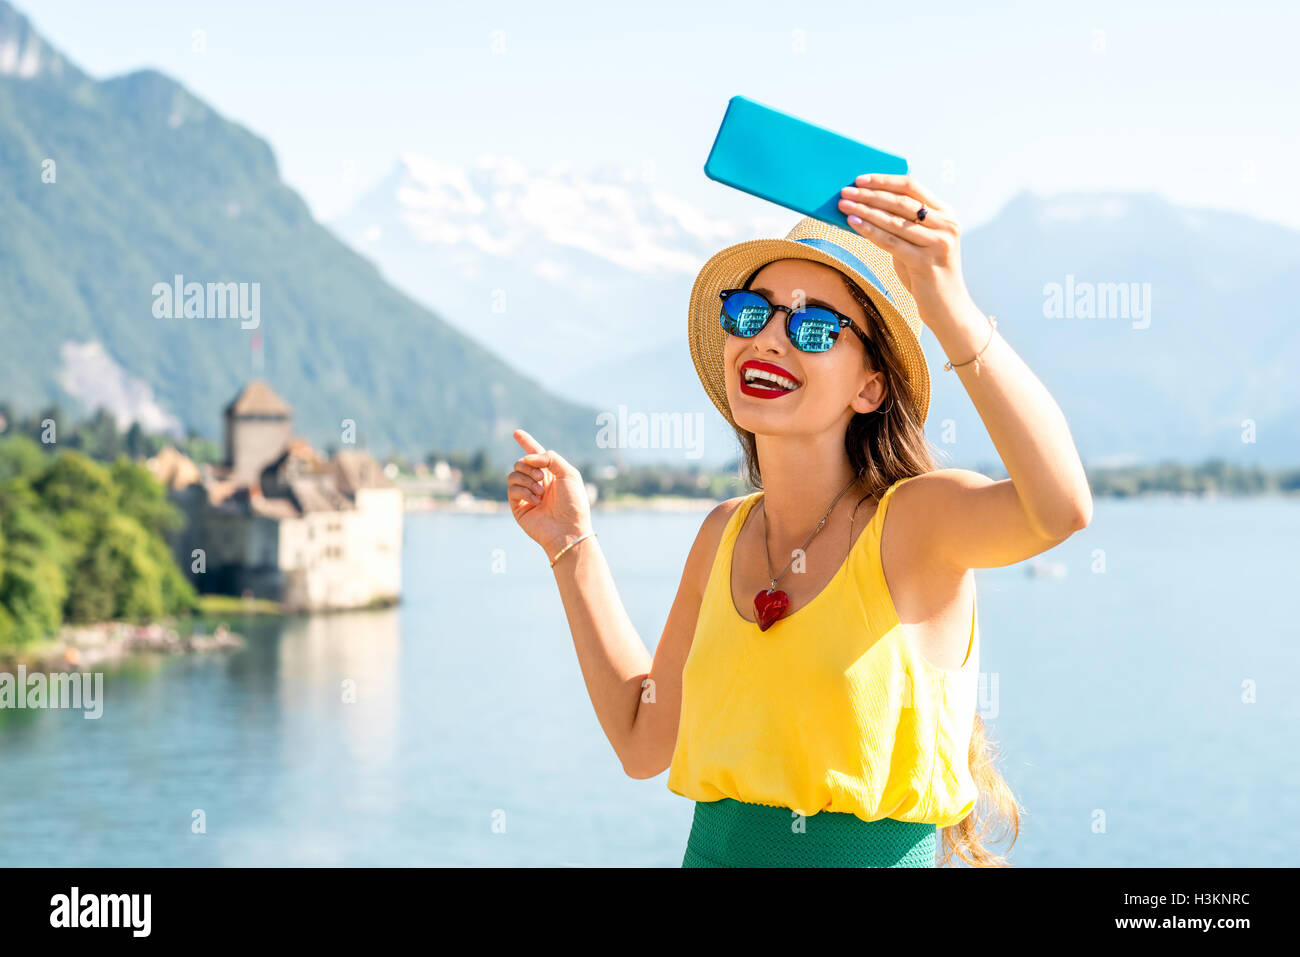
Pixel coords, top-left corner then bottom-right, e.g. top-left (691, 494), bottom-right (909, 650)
top-left (198, 509), bottom-right (284, 599)
top-left (276, 497), bottom-right (403, 611)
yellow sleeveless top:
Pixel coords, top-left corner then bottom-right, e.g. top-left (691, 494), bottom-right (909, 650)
top-left (667, 476), bottom-right (980, 827)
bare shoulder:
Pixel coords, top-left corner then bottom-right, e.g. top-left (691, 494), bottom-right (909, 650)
top-left (696, 494), bottom-right (749, 556)
top-left (885, 468), bottom-right (990, 536)
top-left (682, 495), bottom-right (749, 591)
top-left (896, 467), bottom-right (998, 501)
top-left (704, 493), bottom-right (752, 527)
top-left (882, 470), bottom-right (989, 571)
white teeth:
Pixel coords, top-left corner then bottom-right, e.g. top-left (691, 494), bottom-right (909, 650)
top-left (744, 367), bottom-right (798, 390)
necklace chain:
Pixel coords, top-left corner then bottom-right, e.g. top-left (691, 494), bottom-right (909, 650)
top-left (759, 475), bottom-right (861, 592)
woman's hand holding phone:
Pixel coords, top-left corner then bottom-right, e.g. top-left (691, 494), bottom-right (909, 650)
top-left (837, 172), bottom-right (974, 325)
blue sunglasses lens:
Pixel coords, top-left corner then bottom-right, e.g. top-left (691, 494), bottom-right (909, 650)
top-left (789, 309), bottom-right (841, 352)
top-left (720, 291), bottom-right (772, 337)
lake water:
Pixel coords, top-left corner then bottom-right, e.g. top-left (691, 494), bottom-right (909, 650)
top-left (1, 496), bottom-right (1295, 866)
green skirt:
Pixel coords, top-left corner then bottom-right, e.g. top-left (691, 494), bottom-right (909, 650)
top-left (682, 798), bottom-right (937, 868)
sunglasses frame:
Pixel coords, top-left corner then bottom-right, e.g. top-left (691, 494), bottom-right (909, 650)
top-left (718, 288), bottom-right (880, 357)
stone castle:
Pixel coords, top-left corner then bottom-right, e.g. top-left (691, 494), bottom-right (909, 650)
top-left (150, 381), bottom-right (403, 611)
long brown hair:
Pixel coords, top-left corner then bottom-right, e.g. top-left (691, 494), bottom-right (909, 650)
top-left (729, 264), bottom-right (1021, 867)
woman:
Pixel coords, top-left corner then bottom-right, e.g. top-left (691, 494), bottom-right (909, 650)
top-left (507, 173), bottom-right (1092, 867)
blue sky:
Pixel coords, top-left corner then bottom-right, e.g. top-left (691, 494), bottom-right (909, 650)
top-left (22, 0), bottom-right (1299, 230)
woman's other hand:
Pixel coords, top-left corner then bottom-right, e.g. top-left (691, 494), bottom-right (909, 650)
top-left (508, 428), bottom-right (595, 559)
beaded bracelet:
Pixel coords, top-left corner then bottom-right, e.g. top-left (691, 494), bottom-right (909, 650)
top-left (944, 315), bottom-right (998, 374)
top-left (549, 532), bottom-right (596, 568)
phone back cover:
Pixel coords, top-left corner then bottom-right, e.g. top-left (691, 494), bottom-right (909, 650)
top-left (704, 95), bottom-right (908, 229)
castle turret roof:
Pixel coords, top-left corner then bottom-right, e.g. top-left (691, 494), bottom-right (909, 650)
top-left (224, 380), bottom-right (292, 417)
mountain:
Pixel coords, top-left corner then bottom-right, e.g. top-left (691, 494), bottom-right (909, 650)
top-left (335, 157), bottom-right (1300, 467)
top-left (330, 152), bottom-right (779, 389)
top-left (956, 191), bottom-right (1300, 467)
top-left (329, 153), bottom-right (815, 466)
top-left (0, 1), bottom-right (607, 464)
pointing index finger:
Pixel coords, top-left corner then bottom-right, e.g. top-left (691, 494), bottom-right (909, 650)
top-left (513, 429), bottom-right (545, 455)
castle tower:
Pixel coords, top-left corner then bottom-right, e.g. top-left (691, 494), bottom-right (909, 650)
top-left (224, 380), bottom-right (293, 485)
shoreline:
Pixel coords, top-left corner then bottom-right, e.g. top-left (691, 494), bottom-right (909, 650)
top-left (404, 487), bottom-right (1300, 514)
top-left (0, 621), bottom-right (245, 673)
top-left (405, 495), bottom-right (721, 514)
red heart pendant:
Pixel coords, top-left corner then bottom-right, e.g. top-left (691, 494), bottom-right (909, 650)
top-left (753, 588), bottom-right (790, 631)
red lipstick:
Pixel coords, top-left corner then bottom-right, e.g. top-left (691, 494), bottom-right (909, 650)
top-left (738, 359), bottom-right (801, 399)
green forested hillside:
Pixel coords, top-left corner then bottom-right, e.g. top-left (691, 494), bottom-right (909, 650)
top-left (0, 1), bottom-right (605, 463)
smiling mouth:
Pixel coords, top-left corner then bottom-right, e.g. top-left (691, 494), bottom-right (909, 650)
top-left (739, 363), bottom-right (801, 398)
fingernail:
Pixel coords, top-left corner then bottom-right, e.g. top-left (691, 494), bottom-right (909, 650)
top-left (848, 214), bottom-right (862, 226)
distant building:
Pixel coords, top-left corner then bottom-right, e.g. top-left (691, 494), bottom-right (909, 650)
top-left (146, 445), bottom-right (200, 490)
top-left (395, 458), bottom-right (463, 505)
top-left (151, 381), bottom-right (402, 611)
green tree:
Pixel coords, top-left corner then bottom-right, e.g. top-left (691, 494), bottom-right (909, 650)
top-left (110, 457), bottom-right (184, 535)
top-left (0, 489), bottom-right (68, 647)
top-left (0, 449), bottom-right (198, 647)
top-left (66, 514), bottom-right (171, 624)
top-left (0, 434), bottom-right (45, 482)
top-left (124, 422), bottom-right (150, 460)
top-left (74, 408), bottom-right (125, 461)
top-left (29, 454), bottom-right (117, 574)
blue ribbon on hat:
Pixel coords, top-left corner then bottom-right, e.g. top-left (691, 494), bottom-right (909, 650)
top-left (795, 237), bottom-right (894, 304)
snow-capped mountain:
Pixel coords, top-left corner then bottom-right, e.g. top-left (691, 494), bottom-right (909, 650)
top-left (331, 153), bottom-right (783, 390)
top-left (330, 154), bottom-right (793, 464)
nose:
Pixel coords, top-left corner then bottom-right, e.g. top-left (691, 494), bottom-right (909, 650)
top-left (752, 304), bottom-right (791, 354)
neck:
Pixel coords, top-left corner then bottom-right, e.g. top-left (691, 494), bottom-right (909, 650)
top-left (752, 430), bottom-right (867, 545)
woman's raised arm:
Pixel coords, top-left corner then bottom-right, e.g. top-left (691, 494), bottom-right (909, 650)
top-left (837, 174), bottom-right (1093, 571)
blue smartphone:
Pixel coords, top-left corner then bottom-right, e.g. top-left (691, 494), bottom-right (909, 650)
top-left (704, 95), bottom-right (909, 229)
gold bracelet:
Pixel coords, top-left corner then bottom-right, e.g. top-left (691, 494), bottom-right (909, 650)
top-left (549, 532), bottom-right (596, 568)
top-left (943, 315), bottom-right (998, 374)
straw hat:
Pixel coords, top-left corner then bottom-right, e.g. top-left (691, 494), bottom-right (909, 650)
top-left (687, 216), bottom-right (930, 428)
